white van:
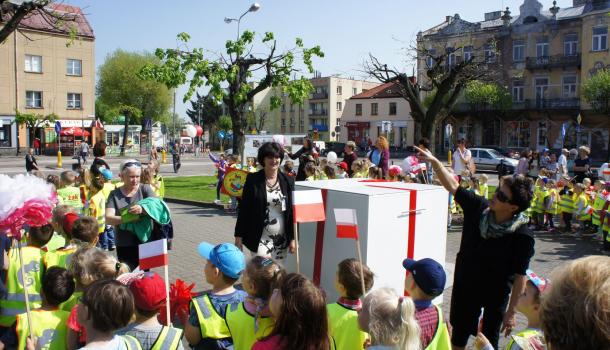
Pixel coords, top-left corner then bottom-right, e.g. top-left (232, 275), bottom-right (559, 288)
top-left (179, 137), bottom-right (193, 152)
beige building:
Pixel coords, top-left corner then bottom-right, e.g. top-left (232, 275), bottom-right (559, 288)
top-left (418, 0), bottom-right (610, 161)
top-left (0, 4), bottom-right (95, 155)
top-left (340, 81), bottom-right (415, 148)
top-left (256, 76), bottom-right (381, 141)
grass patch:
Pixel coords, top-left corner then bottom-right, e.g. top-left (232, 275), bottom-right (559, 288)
top-left (164, 176), bottom-right (230, 203)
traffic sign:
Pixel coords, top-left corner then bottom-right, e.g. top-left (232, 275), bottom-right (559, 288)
top-left (54, 121), bottom-right (61, 134)
top-left (143, 118), bottom-right (152, 132)
top-left (218, 130), bottom-right (226, 139)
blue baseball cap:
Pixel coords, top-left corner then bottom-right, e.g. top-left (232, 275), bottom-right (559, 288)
top-left (402, 258), bottom-right (446, 297)
top-left (101, 168), bottom-right (113, 180)
top-left (197, 242), bottom-right (245, 279)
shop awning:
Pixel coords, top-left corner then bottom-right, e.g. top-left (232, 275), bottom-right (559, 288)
top-left (60, 127), bottom-right (91, 137)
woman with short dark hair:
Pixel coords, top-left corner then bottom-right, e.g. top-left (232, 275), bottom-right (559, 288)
top-left (235, 142), bottom-right (295, 259)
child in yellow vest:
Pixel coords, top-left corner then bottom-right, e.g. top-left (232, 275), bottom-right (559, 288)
top-left (544, 179), bottom-right (560, 232)
top-left (479, 174), bottom-right (489, 199)
top-left (99, 168), bottom-right (117, 251)
top-left (532, 177), bottom-right (549, 230)
top-left (558, 178), bottom-right (576, 232)
top-left (56, 171), bottom-right (83, 213)
top-left (0, 223), bottom-right (53, 328)
top-left (403, 258), bottom-right (451, 350)
top-left (0, 266), bottom-right (74, 350)
top-left (573, 183), bottom-right (591, 235)
top-left (599, 183), bottom-right (610, 253)
top-left (253, 273), bottom-right (335, 350)
top-left (149, 159), bottom-right (165, 199)
top-left (590, 180), bottom-right (607, 235)
top-left (185, 242), bottom-right (247, 349)
top-left (474, 269), bottom-right (548, 350)
top-left (225, 256), bottom-right (285, 350)
top-left (87, 170), bottom-right (107, 244)
top-left (327, 259), bottom-right (374, 350)
top-left (43, 205), bottom-right (75, 253)
top-left (43, 216), bottom-right (98, 271)
top-left (358, 287), bottom-right (421, 349)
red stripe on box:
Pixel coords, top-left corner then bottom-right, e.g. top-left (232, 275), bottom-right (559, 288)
top-left (139, 254), bottom-right (168, 270)
top-left (293, 202), bottom-right (326, 223)
top-left (313, 189), bottom-right (328, 286)
top-left (336, 224), bottom-right (359, 240)
top-left (407, 190), bottom-right (417, 259)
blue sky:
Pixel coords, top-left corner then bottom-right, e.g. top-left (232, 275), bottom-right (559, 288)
top-left (65, 0), bottom-right (574, 118)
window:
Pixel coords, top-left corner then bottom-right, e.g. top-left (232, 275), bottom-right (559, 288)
top-left (26, 91), bottom-right (42, 108)
top-left (389, 102), bottom-right (397, 115)
top-left (66, 59), bottom-right (82, 76)
top-left (371, 103), bottom-right (378, 115)
top-left (463, 46), bottom-right (473, 62)
top-left (513, 40), bottom-right (525, 62)
top-left (512, 80), bottom-right (524, 102)
top-left (67, 93), bottom-right (82, 109)
top-left (425, 49), bottom-right (436, 68)
top-left (355, 103), bottom-right (362, 116)
top-left (447, 52), bottom-right (457, 67)
top-left (336, 102), bottom-right (342, 111)
top-left (537, 121), bottom-right (548, 149)
top-left (25, 55), bottom-right (42, 73)
top-left (0, 122), bottom-right (11, 147)
top-left (593, 26), bottom-right (608, 51)
top-left (562, 75), bottom-right (577, 97)
top-left (336, 118), bottom-right (341, 126)
top-left (534, 77), bottom-right (549, 107)
top-left (564, 33), bottom-right (578, 56)
top-left (507, 121), bottom-right (530, 148)
top-left (484, 44), bottom-right (496, 63)
top-left (289, 104), bottom-right (294, 112)
top-left (479, 151), bottom-right (492, 159)
top-left (536, 37), bottom-right (549, 58)
top-left (352, 87), bottom-right (357, 95)
top-left (336, 86), bottom-right (342, 95)
top-left (281, 118), bottom-right (286, 127)
top-left (281, 104), bottom-right (286, 112)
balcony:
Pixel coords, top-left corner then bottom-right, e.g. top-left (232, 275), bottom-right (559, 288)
top-left (454, 98), bottom-right (580, 112)
top-left (525, 54), bottom-right (581, 70)
top-left (309, 92), bottom-right (329, 99)
top-left (309, 109), bottom-right (328, 116)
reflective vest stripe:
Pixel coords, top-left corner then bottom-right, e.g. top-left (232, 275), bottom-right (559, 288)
top-left (151, 326), bottom-right (183, 350)
top-left (191, 295), bottom-right (231, 339)
top-left (4, 292), bottom-right (42, 303)
top-left (0, 306), bottom-right (26, 316)
top-left (122, 335), bottom-right (143, 350)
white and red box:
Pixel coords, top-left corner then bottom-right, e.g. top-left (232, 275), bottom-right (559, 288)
top-left (283, 179), bottom-right (448, 302)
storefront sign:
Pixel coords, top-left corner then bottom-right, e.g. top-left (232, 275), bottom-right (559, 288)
top-left (57, 119), bottom-right (93, 128)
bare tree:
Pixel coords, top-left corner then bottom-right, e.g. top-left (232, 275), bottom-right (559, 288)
top-left (364, 43), bottom-right (499, 152)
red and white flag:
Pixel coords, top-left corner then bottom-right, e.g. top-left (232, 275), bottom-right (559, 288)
top-left (334, 208), bottom-right (359, 240)
top-left (139, 239), bottom-right (168, 270)
top-left (293, 190), bottom-right (325, 223)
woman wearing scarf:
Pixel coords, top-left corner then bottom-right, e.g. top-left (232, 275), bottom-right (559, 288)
top-left (414, 146), bottom-right (535, 350)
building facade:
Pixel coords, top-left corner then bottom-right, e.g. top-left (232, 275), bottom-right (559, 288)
top-left (340, 81), bottom-right (415, 149)
top-left (418, 0), bottom-right (610, 161)
top-left (0, 4), bottom-right (95, 155)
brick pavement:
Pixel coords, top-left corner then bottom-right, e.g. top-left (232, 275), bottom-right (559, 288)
top-left (165, 202), bottom-right (602, 348)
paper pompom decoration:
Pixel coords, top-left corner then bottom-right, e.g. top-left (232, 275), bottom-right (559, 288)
top-left (0, 174), bottom-right (56, 239)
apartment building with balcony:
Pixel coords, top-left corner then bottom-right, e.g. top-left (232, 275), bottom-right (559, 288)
top-left (0, 4), bottom-right (95, 155)
top-left (418, 0), bottom-right (610, 161)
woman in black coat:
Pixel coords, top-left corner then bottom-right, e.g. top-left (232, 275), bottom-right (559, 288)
top-left (287, 138), bottom-right (317, 181)
top-left (235, 142), bottom-right (295, 259)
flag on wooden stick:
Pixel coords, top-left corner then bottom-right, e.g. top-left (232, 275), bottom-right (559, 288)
top-left (334, 208), bottom-right (359, 240)
top-left (293, 190), bottom-right (326, 223)
top-left (139, 239), bottom-right (169, 270)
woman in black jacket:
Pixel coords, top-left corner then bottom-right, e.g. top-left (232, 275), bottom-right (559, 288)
top-left (287, 138), bottom-right (317, 181)
top-left (235, 142), bottom-right (295, 259)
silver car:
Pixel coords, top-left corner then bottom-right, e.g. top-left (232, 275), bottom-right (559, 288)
top-left (470, 148), bottom-right (518, 172)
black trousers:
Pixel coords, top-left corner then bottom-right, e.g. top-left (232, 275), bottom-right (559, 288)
top-left (116, 246), bottom-right (139, 271)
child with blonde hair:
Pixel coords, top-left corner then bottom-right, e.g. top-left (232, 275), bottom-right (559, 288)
top-left (225, 256), bottom-right (285, 350)
top-left (479, 174), bottom-right (489, 199)
top-left (368, 166), bottom-right (383, 180)
top-left (305, 162), bottom-right (322, 181)
top-left (358, 288), bottom-right (420, 350)
top-left (351, 160), bottom-right (365, 179)
top-left (57, 171), bottom-right (83, 212)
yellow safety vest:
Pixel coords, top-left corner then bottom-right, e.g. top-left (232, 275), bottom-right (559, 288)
top-left (43, 247), bottom-right (77, 270)
top-left (532, 188), bottom-right (548, 214)
top-left (56, 186), bottom-right (83, 212)
top-left (558, 191), bottom-right (575, 214)
top-left (0, 246), bottom-right (44, 327)
top-left (150, 326), bottom-right (183, 350)
top-left (16, 309), bottom-right (69, 350)
top-left (479, 183), bottom-right (489, 199)
top-left (87, 190), bottom-right (106, 234)
top-left (505, 328), bottom-right (543, 350)
top-left (59, 290), bottom-right (82, 312)
top-left (327, 303), bottom-right (368, 350)
top-left (591, 191), bottom-right (608, 226)
top-left (225, 302), bottom-right (274, 350)
top-left (42, 233), bottom-right (67, 253)
top-left (574, 193), bottom-right (591, 221)
top-left (154, 175), bottom-right (165, 199)
top-left (545, 189), bottom-right (560, 215)
top-left (122, 335), bottom-right (143, 350)
top-left (424, 305), bottom-right (452, 350)
top-left (191, 294), bottom-right (232, 339)
top-left (101, 182), bottom-right (116, 199)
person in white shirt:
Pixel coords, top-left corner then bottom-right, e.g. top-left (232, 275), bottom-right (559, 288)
top-left (452, 139), bottom-right (472, 177)
top-left (558, 148), bottom-right (568, 177)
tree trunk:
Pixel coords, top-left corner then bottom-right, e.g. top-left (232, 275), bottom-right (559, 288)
top-left (231, 110), bottom-right (246, 158)
top-left (420, 116), bottom-right (438, 155)
top-left (120, 113), bottom-right (129, 157)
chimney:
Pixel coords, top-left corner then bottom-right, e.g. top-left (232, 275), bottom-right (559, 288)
top-left (446, 15), bottom-right (452, 23)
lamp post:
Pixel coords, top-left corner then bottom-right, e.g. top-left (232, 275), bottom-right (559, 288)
top-left (224, 3), bottom-right (261, 41)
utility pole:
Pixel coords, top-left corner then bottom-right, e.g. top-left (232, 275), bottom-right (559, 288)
top-left (172, 89), bottom-right (176, 142)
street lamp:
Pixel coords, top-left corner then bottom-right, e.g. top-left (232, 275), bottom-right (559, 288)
top-left (224, 2), bottom-right (260, 40)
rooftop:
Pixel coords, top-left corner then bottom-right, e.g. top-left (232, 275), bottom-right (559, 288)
top-left (350, 81), bottom-right (404, 99)
top-left (1, 3), bottom-right (94, 39)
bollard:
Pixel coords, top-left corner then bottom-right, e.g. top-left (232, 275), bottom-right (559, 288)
top-left (162, 149), bottom-right (167, 164)
top-left (448, 150), bottom-right (452, 167)
top-left (57, 150), bottom-right (62, 168)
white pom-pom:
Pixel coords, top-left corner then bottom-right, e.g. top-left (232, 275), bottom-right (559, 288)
top-left (0, 174), bottom-right (55, 222)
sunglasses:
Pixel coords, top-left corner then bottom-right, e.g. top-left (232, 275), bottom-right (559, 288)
top-left (494, 188), bottom-right (512, 204)
top-left (121, 161), bottom-right (142, 171)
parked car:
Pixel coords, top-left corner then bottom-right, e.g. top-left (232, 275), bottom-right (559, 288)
top-left (322, 142), bottom-right (346, 157)
top-left (470, 147), bottom-right (518, 173)
top-left (478, 145), bottom-right (520, 159)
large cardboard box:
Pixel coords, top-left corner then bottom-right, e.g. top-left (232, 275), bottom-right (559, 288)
top-left (283, 179), bottom-right (448, 302)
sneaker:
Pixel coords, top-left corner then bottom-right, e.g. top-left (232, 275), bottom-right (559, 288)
top-left (214, 199), bottom-right (221, 205)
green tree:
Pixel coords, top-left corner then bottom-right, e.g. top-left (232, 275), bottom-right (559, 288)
top-left (139, 31), bottom-right (323, 157)
top-left (96, 50), bottom-right (173, 124)
top-left (583, 69), bottom-right (610, 114)
top-left (13, 110), bottom-right (57, 149)
top-left (186, 92), bottom-right (222, 129)
top-left (464, 81), bottom-right (512, 111)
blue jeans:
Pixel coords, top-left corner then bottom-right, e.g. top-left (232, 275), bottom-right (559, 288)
top-left (98, 225), bottom-right (116, 249)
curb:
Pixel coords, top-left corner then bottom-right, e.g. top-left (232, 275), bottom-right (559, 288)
top-left (163, 197), bottom-right (223, 209)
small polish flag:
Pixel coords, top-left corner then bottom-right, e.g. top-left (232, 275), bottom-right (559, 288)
top-left (139, 239), bottom-right (169, 270)
top-left (334, 208), bottom-right (359, 240)
top-left (293, 190), bottom-right (325, 223)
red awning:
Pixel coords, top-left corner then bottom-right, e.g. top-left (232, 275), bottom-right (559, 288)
top-left (60, 127), bottom-right (91, 137)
